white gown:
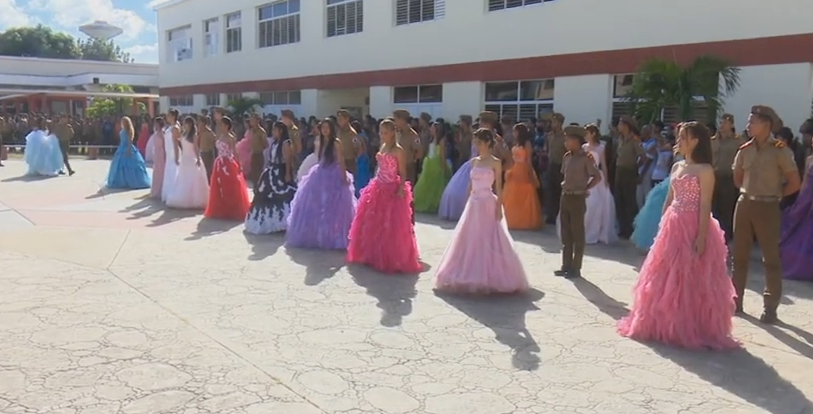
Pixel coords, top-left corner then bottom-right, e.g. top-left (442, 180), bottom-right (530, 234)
top-left (161, 126), bottom-right (178, 202)
top-left (145, 132), bottom-right (157, 164)
top-left (165, 136), bottom-right (210, 209)
top-left (297, 137), bottom-right (320, 182)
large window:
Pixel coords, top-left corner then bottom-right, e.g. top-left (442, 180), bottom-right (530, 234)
top-left (169, 95), bottom-right (193, 107)
top-left (393, 85), bottom-right (442, 103)
top-left (225, 93), bottom-right (243, 104)
top-left (395, 0), bottom-right (445, 26)
top-left (259, 91), bottom-right (302, 105)
top-left (258, 0), bottom-right (301, 48)
top-left (203, 18), bottom-right (219, 57)
top-left (327, 0), bottom-right (363, 38)
top-left (226, 12), bottom-right (242, 53)
top-left (205, 94), bottom-right (220, 107)
top-left (487, 0), bottom-right (549, 12)
top-left (166, 26), bottom-right (192, 62)
top-left (484, 80), bottom-right (554, 121)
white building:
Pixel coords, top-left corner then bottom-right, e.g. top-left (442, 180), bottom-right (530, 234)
top-left (155, 0), bottom-right (813, 129)
top-left (0, 56), bottom-right (159, 115)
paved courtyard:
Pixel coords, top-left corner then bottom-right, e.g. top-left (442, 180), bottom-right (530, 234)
top-left (0, 159), bottom-right (812, 414)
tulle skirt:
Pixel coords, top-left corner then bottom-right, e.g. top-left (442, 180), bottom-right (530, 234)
top-left (205, 156), bottom-right (251, 220)
top-left (107, 143), bottom-right (151, 189)
top-left (438, 159), bottom-right (473, 220)
top-left (632, 177), bottom-right (671, 250)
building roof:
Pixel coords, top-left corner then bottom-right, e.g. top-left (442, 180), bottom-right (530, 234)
top-left (150, 0), bottom-right (190, 11)
top-left (0, 89), bottom-right (159, 101)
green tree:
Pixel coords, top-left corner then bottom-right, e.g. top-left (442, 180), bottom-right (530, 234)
top-left (624, 55), bottom-right (741, 123)
top-left (77, 37), bottom-right (133, 63)
top-left (226, 96), bottom-right (264, 120)
top-left (0, 25), bottom-right (81, 59)
top-left (86, 84), bottom-right (145, 118)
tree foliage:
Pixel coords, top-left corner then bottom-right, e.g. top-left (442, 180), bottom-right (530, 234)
top-left (0, 25), bottom-right (132, 62)
top-left (226, 96), bottom-right (264, 120)
top-left (86, 84), bottom-right (145, 118)
top-left (624, 55), bottom-right (741, 123)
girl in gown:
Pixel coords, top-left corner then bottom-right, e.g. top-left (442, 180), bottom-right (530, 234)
top-left (352, 120), bottom-right (372, 197)
top-left (206, 116), bottom-right (251, 221)
top-left (165, 116), bottom-right (210, 209)
top-left (413, 121), bottom-right (451, 213)
top-left (434, 128), bottom-right (529, 294)
top-left (631, 130), bottom-right (681, 250)
top-left (145, 128), bottom-right (157, 164)
top-left (149, 117), bottom-right (167, 199)
top-left (297, 132), bottom-right (320, 181)
top-left (286, 118), bottom-right (357, 249)
top-left (347, 119), bottom-right (422, 273)
top-left (780, 151), bottom-right (813, 281)
top-left (136, 118), bottom-right (150, 157)
top-left (618, 121), bottom-right (739, 350)
top-left (106, 116), bottom-right (151, 189)
top-left (245, 121), bottom-right (298, 233)
top-left (161, 109), bottom-right (182, 203)
top-left (438, 142), bottom-right (477, 220)
top-left (502, 123), bottom-right (542, 230)
top-left (581, 124), bottom-right (616, 244)
top-left (236, 121), bottom-right (253, 177)
top-left (24, 118), bottom-right (63, 177)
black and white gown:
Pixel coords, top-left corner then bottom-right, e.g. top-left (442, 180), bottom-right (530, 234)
top-left (244, 139), bottom-right (297, 234)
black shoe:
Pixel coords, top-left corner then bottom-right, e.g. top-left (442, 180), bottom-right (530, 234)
top-left (553, 268), bottom-right (569, 276)
top-left (58, 170), bottom-right (66, 175)
top-left (565, 270), bottom-right (582, 279)
top-left (68, 170), bottom-right (75, 176)
top-left (759, 309), bottom-right (778, 324)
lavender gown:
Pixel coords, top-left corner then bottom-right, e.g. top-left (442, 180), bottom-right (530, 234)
top-left (438, 144), bottom-right (477, 220)
top-left (780, 163), bottom-right (813, 280)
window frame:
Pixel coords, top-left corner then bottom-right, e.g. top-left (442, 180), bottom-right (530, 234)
top-left (326, 0), bottom-right (364, 38)
top-left (203, 18), bottom-right (219, 57)
top-left (486, 0), bottom-right (549, 13)
top-left (394, 0), bottom-right (445, 27)
top-left (257, 0), bottom-right (302, 49)
top-left (225, 12), bottom-right (243, 53)
top-left (205, 93), bottom-right (220, 107)
top-left (259, 90), bottom-right (303, 106)
top-left (483, 79), bottom-right (554, 122)
top-left (169, 95), bottom-right (194, 107)
top-left (392, 84), bottom-right (443, 104)
top-left (166, 26), bottom-right (193, 63)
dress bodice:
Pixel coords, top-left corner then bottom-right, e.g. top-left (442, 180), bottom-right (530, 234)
top-left (512, 146), bottom-right (528, 163)
top-left (583, 142), bottom-right (604, 168)
top-left (670, 174), bottom-right (701, 213)
top-left (215, 137), bottom-right (233, 158)
top-left (470, 166), bottom-right (495, 200)
top-left (375, 152), bottom-right (400, 184)
top-left (179, 137), bottom-right (197, 161)
top-left (118, 129), bottom-right (128, 145)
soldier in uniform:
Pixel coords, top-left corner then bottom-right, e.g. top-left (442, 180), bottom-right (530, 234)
top-left (544, 113), bottom-right (566, 225)
top-left (55, 114), bottom-right (75, 175)
top-left (710, 113), bottom-right (742, 241)
top-left (732, 105), bottom-right (800, 323)
top-left (197, 116), bottom-right (216, 182)
top-left (336, 109), bottom-right (360, 175)
top-left (455, 115), bottom-right (473, 170)
top-left (248, 113), bottom-right (268, 185)
top-left (613, 116), bottom-right (645, 239)
top-left (555, 125), bottom-right (601, 279)
top-left (281, 109), bottom-right (302, 167)
top-left (392, 109), bottom-right (422, 183)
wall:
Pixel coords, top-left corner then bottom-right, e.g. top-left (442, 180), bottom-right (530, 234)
top-left (157, 0), bottom-right (813, 88)
top-left (553, 75), bottom-right (613, 126)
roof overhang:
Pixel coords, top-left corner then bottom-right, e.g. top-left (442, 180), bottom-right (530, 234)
top-left (150, 0), bottom-right (190, 11)
top-left (0, 89), bottom-right (159, 101)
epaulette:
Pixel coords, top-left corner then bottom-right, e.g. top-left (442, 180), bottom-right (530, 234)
top-left (774, 140), bottom-right (785, 149)
top-left (495, 133), bottom-right (503, 141)
top-left (739, 140), bottom-right (753, 150)
top-left (710, 134), bottom-right (717, 140)
top-left (586, 152), bottom-right (595, 160)
top-left (563, 151), bottom-right (572, 157)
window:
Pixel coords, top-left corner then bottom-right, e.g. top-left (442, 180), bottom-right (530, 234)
top-left (203, 18), bottom-right (219, 57)
top-left (259, 91), bottom-right (302, 105)
top-left (225, 93), bottom-right (243, 104)
top-left (484, 80), bottom-right (554, 121)
top-left (327, 0), bottom-right (363, 38)
top-left (395, 0), bottom-right (445, 26)
top-left (166, 26), bottom-right (192, 62)
top-left (169, 95), bottom-right (193, 107)
top-left (487, 0), bottom-right (548, 12)
top-left (258, 0), bottom-right (301, 48)
top-left (205, 94), bottom-right (220, 106)
top-left (612, 74), bottom-right (709, 123)
top-left (393, 85), bottom-right (442, 104)
top-left (226, 12), bottom-right (242, 53)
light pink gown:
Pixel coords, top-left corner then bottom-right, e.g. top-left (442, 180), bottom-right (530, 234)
top-left (434, 165), bottom-right (529, 294)
top-left (149, 132), bottom-right (166, 199)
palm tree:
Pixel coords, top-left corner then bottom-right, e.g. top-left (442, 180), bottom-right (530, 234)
top-left (226, 96), bottom-right (264, 120)
top-left (624, 55), bottom-right (741, 123)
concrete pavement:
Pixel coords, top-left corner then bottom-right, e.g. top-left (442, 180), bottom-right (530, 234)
top-left (0, 159), bottom-right (812, 414)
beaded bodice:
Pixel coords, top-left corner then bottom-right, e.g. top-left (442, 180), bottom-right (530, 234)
top-left (670, 174), bottom-right (700, 212)
top-left (215, 137), bottom-right (233, 158)
top-left (375, 152), bottom-right (400, 184)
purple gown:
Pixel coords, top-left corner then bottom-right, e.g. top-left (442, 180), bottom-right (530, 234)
top-left (780, 163), bottom-right (813, 280)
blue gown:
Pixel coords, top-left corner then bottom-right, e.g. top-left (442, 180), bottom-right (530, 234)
top-left (355, 153), bottom-right (371, 197)
top-left (106, 130), bottom-right (151, 189)
top-left (631, 176), bottom-right (671, 250)
top-left (24, 130), bottom-right (63, 176)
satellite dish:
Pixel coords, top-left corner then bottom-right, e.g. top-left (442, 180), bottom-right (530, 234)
top-left (78, 21), bottom-right (123, 41)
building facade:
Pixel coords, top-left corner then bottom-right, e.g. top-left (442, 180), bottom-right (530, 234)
top-left (0, 56), bottom-right (159, 115)
top-left (156, 0), bottom-right (813, 129)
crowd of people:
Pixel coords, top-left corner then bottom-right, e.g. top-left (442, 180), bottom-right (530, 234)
top-left (7, 101), bottom-right (813, 351)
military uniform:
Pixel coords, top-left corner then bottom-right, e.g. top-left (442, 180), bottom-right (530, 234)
top-left (281, 109), bottom-right (302, 167)
top-left (545, 113), bottom-right (567, 225)
top-left (456, 115), bottom-right (473, 170)
top-left (732, 105), bottom-right (798, 323)
top-left (613, 117), bottom-right (645, 238)
top-left (557, 126), bottom-right (601, 278)
top-left (199, 126), bottom-right (216, 182)
top-left (393, 109), bottom-right (421, 184)
top-left (54, 120), bottom-right (75, 175)
top-left (336, 110), bottom-right (359, 175)
top-left (249, 124), bottom-right (268, 185)
top-left (710, 113), bottom-right (743, 241)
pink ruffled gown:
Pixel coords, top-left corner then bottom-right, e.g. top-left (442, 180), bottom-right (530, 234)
top-left (434, 165), bottom-right (529, 294)
top-left (617, 174), bottom-right (740, 350)
top-left (236, 131), bottom-right (252, 177)
top-left (347, 152), bottom-right (421, 273)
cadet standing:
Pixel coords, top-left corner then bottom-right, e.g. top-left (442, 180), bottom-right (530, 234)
top-left (555, 126), bottom-right (601, 279)
top-left (336, 110), bottom-right (360, 176)
top-left (732, 105), bottom-right (800, 323)
top-left (455, 115), bottom-right (473, 170)
top-left (393, 109), bottom-right (422, 183)
top-left (544, 113), bottom-right (566, 225)
top-left (248, 114), bottom-right (268, 185)
top-left (198, 116), bottom-right (216, 182)
top-left (613, 116), bottom-right (645, 239)
top-left (55, 114), bottom-right (75, 176)
top-left (281, 109), bottom-right (302, 166)
top-left (710, 113), bottom-right (742, 241)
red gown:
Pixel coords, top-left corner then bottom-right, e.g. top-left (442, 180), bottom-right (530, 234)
top-left (347, 151), bottom-right (421, 273)
top-left (136, 124), bottom-right (150, 157)
top-left (204, 138), bottom-right (251, 220)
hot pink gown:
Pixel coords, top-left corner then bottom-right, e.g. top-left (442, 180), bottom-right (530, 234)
top-left (347, 152), bottom-right (421, 273)
top-left (434, 165), bottom-right (529, 294)
top-left (149, 132), bottom-right (166, 199)
top-left (617, 174), bottom-right (740, 350)
top-left (136, 124), bottom-right (150, 157)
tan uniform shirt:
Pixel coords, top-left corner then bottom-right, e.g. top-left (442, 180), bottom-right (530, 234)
top-left (199, 128), bottom-right (216, 152)
top-left (711, 133), bottom-right (743, 175)
top-left (397, 127), bottom-right (421, 181)
top-left (54, 124), bottom-right (73, 143)
top-left (338, 127), bottom-right (358, 161)
top-left (561, 150), bottom-right (601, 192)
top-left (547, 130), bottom-right (566, 165)
top-left (289, 125), bottom-right (301, 154)
top-left (616, 136), bottom-right (645, 169)
top-left (457, 131), bottom-right (472, 160)
top-left (733, 138), bottom-right (798, 198)
top-left (250, 127), bottom-right (267, 153)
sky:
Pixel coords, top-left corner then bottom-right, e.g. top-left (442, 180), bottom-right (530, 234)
top-left (0, 0), bottom-right (165, 63)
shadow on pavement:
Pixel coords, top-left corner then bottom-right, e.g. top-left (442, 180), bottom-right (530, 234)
top-left (347, 263), bottom-right (421, 328)
top-left (244, 232), bottom-right (284, 261)
top-left (185, 217), bottom-right (242, 241)
top-left (286, 247), bottom-right (345, 287)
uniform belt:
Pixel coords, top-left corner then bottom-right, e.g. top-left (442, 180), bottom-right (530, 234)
top-left (562, 190), bottom-right (587, 195)
top-left (739, 194), bottom-right (781, 202)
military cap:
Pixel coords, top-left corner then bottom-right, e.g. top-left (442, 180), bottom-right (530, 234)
top-left (478, 111), bottom-right (498, 125)
top-left (393, 109), bottom-right (411, 120)
top-left (618, 115), bottom-right (637, 130)
top-left (563, 125), bottom-right (585, 139)
top-left (551, 112), bottom-right (565, 123)
top-left (720, 113), bottom-right (735, 123)
top-left (419, 112), bottom-right (432, 122)
top-left (750, 105), bottom-right (783, 133)
top-left (336, 109), bottom-right (351, 118)
top-left (459, 114), bottom-right (473, 124)
top-left (539, 113), bottom-right (553, 121)
top-left (281, 109), bottom-right (295, 119)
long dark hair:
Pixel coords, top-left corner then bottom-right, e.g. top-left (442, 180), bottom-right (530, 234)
top-left (272, 121), bottom-right (289, 163)
top-left (167, 108), bottom-right (180, 124)
top-left (153, 117), bottom-right (165, 130)
top-left (183, 116), bottom-right (196, 144)
top-left (682, 121), bottom-right (713, 164)
top-left (513, 123), bottom-right (532, 147)
top-left (319, 118), bottom-right (338, 164)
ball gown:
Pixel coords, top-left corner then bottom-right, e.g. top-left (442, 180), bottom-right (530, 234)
top-left (165, 137), bottom-right (209, 209)
top-left (631, 177), bottom-right (671, 250)
top-left (413, 142), bottom-right (450, 213)
top-left (780, 160), bottom-right (813, 280)
top-left (245, 140), bottom-right (298, 234)
top-left (502, 146), bottom-right (542, 229)
top-left (24, 129), bottom-right (63, 177)
top-left (438, 144), bottom-right (478, 220)
top-left (205, 138), bottom-right (251, 220)
top-left (106, 130), bottom-right (151, 189)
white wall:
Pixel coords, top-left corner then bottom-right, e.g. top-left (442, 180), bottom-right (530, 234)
top-left (441, 82), bottom-right (481, 121)
top-left (157, 0), bottom-right (813, 88)
top-left (553, 75), bottom-right (613, 126)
